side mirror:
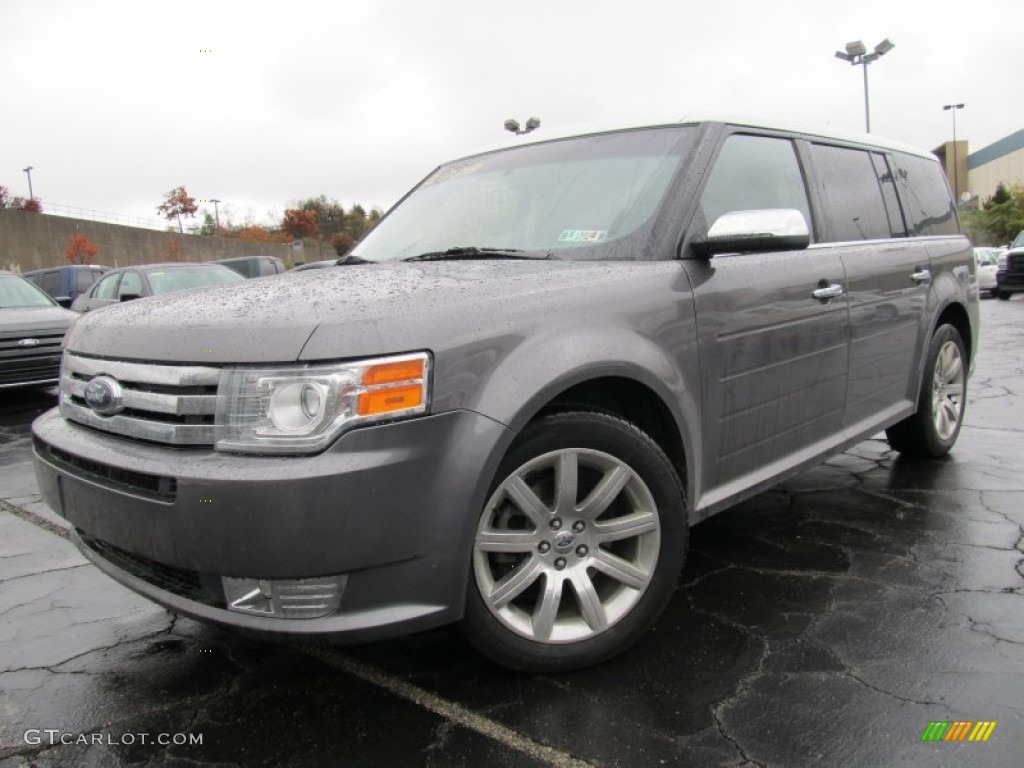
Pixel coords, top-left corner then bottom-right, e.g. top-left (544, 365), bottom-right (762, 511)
top-left (119, 293), bottom-right (142, 302)
top-left (696, 209), bottom-right (810, 257)
top-left (55, 296), bottom-right (73, 308)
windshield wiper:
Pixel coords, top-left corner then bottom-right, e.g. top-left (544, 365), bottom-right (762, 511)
top-left (335, 254), bottom-right (372, 265)
top-left (403, 247), bottom-right (550, 262)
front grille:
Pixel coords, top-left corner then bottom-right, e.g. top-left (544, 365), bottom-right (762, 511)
top-left (79, 532), bottom-right (223, 607)
top-left (34, 437), bottom-right (177, 501)
top-left (0, 328), bottom-right (66, 386)
top-left (61, 353), bottom-right (220, 446)
top-left (1010, 254), bottom-right (1024, 272)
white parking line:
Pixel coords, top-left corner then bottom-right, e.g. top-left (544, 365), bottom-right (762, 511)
top-left (304, 647), bottom-right (594, 768)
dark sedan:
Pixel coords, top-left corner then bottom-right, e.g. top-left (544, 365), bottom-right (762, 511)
top-left (0, 271), bottom-right (78, 388)
top-left (71, 263), bottom-right (244, 313)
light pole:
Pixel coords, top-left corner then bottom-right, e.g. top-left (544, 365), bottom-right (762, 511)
top-left (504, 117), bottom-right (541, 136)
top-left (942, 103), bottom-right (965, 200)
top-left (22, 166), bottom-right (34, 200)
top-left (835, 39), bottom-right (895, 132)
top-left (210, 198), bottom-right (221, 230)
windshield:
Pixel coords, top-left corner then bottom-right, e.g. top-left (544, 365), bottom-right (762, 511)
top-left (352, 127), bottom-right (697, 262)
top-left (0, 274), bottom-right (58, 309)
top-left (1011, 230), bottom-right (1024, 249)
top-left (147, 266), bottom-right (245, 294)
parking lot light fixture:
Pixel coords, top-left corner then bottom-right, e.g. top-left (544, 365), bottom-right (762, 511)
top-left (943, 103), bottom-right (965, 200)
top-left (504, 117), bottom-right (541, 136)
top-left (834, 38), bottom-right (895, 132)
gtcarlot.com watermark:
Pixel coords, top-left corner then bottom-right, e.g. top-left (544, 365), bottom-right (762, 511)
top-left (24, 729), bottom-right (203, 747)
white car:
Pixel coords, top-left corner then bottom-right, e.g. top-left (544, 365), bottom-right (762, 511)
top-left (975, 247), bottom-right (1002, 296)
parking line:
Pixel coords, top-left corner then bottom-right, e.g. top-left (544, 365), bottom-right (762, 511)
top-left (304, 647), bottom-right (594, 768)
top-left (0, 499), bottom-right (70, 540)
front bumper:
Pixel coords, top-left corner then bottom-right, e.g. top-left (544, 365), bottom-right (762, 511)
top-left (32, 408), bottom-right (512, 641)
top-left (996, 269), bottom-right (1024, 293)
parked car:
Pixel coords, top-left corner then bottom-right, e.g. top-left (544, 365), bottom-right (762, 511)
top-left (71, 263), bottom-right (244, 313)
top-left (33, 117), bottom-right (977, 672)
top-left (213, 255), bottom-right (286, 278)
top-left (0, 271), bottom-right (78, 388)
top-left (974, 247), bottom-right (1002, 296)
top-left (994, 230), bottom-right (1024, 299)
top-left (291, 259), bottom-right (338, 271)
top-left (21, 264), bottom-right (110, 305)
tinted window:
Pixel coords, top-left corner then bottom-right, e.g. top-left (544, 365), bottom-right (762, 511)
top-left (76, 269), bottom-right (100, 293)
top-left (871, 153), bottom-right (907, 237)
top-left (892, 152), bottom-right (958, 236)
top-left (811, 144), bottom-right (895, 241)
top-left (93, 273), bottom-right (121, 300)
top-left (700, 134), bottom-right (811, 232)
top-left (41, 271), bottom-right (63, 297)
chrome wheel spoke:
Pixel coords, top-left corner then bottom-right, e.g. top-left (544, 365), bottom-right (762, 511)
top-left (591, 548), bottom-right (649, 590)
top-left (506, 476), bottom-right (550, 529)
top-left (488, 556), bottom-right (543, 608)
top-left (578, 465), bottom-right (630, 520)
top-left (476, 529), bottom-right (540, 553)
top-left (593, 510), bottom-right (658, 544)
top-left (532, 573), bottom-right (563, 641)
top-left (570, 570), bottom-right (607, 632)
top-left (554, 451), bottom-right (579, 515)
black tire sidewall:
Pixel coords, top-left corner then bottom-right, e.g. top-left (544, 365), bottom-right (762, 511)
top-left (462, 411), bottom-right (687, 672)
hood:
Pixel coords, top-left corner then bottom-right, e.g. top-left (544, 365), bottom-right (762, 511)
top-left (0, 305), bottom-right (77, 334)
top-left (64, 261), bottom-right (640, 364)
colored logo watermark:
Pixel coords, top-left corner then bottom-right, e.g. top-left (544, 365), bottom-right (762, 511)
top-left (920, 721), bottom-right (996, 742)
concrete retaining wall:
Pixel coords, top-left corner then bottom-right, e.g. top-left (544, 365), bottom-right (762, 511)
top-left (0, 209), bottom-right (298, 273)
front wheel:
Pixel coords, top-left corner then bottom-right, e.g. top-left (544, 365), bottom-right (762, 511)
top-left (886, 324), bottom-right (967, 458)
top-left (463, 411), bottom-right (686, 672)
top-left (996, 289), bottom-right (1011, 300)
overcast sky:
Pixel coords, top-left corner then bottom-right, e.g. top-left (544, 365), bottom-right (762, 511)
top-left (1, 0), bottom-right (1020, 230)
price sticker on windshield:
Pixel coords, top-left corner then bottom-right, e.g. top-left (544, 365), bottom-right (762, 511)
top-left (558, 229), bottom-right (608, 243)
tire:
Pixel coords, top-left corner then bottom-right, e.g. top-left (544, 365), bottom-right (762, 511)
top-left (996, 289), bottom-right (1011, 300)
top-left (463, 411), bottom-right (686, 672)
top-left (886, 324), bottom-right (967, 458)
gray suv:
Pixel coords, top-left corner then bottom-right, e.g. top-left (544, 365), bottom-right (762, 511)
top-left (32, 118), bottom-right (978, 672)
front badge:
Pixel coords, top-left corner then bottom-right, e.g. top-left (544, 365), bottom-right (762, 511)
top-left (84, 376), bottom-right (125, 416)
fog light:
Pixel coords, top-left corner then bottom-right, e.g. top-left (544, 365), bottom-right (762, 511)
top-left (222, 574), bottom-right (347, 619)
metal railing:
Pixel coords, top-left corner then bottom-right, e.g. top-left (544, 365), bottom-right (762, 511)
top-left (37, 201), bottom-right (172, 232)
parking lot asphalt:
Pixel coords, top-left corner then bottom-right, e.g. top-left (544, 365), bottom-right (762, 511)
top-left (1, 299), bottom-right (1022, 767)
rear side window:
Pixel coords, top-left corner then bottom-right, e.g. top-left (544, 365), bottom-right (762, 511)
top-left (700, 134), bottom-right (811, 232)
top-left (891, 152), bottom-right (958, 236)
top-left (41, 271), bottom-right (63, 297)
top-left (810, 144), bottom-right (901, 241)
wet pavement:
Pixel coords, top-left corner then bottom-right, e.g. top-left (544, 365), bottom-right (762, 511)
top-left (1, 299), bottom-right (1022, 767)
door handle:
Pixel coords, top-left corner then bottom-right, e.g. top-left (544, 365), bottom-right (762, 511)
top-left (911, 269), bottom-right (932, 284)
top-left (812, 284), bottom-right (844, 300)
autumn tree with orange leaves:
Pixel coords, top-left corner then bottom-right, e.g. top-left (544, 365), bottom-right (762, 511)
top-left (65, 233), bottom-right (99, 264)
top-left (157, 186), bottom-right (198, 233)
top-left (282, 208), bottom-right (319, 240)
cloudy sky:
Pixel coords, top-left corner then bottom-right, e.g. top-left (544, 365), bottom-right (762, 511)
top-left (1, 0), bottom-right (1020, 230)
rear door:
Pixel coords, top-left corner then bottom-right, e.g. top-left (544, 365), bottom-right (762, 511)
top-left (683, 132), bottom-right (850, 511)
top-left (805, 144), bottom-right (930, 432)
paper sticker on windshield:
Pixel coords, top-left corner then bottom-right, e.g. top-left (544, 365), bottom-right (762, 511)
top-left (558, 229), bottom-right (608, 243)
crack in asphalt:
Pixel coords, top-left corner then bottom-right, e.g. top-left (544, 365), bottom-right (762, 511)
top-left (0, 499), bottom-right (69, 540)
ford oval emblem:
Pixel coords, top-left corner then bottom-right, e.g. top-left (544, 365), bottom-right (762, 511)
top-left (17, 338), bottom-right (41, 347)
top-left (84, 376), bottom-right (124, 416)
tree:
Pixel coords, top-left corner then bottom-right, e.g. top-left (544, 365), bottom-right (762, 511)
top-left (236, 226), bottom-right (284, 243)
top-left (163, 236), bottom-right (183, 261)
top-left (65, 233), bottom-right (99, 264)
top-left (0, 185), bottom-right (8, 208)
top-left (282, 208), bottom-right (319, 240)
top-left (157, 186), bottom-right (198, 233)
top-left (330, 231), bottom-right (355, 256)
top-left (9, 196), bottom-right (42, 212)
top-left (961, 183), bottom-right (1024, 245)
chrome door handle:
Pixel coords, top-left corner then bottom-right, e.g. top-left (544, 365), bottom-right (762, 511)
top-left (911, 269), bottom-right (932, 284)
top-left (812, 284), bottom-right (844, 300)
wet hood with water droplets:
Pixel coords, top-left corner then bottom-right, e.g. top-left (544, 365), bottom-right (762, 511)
top-left (65, 261), bottom-right (634, 364)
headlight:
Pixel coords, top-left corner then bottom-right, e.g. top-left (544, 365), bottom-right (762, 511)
top-left (997, 253), bottom-right (1008, 269)
top-left (214, 352), bottom-right (430, 454)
